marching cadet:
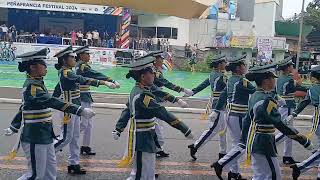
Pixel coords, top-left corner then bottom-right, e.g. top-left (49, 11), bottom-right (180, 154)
top-left (241, 63), bottom-right (312, 180)
top-left (186, 54), bottom-right (228, 160)
top-left (210, 54), bottom-right (255, 180)
top-left (274, 56), bottom-right (302, 165)
top-left (120, 56), bottom-right (194, 180)
top-left (3, 48), bottom-right (95, 180)
top-left (288, 65), bottom-right (320, 180)
top-left (74, 45), bottom-right (120, 156)
top-left (113, 51), bottom-right (191, 158)
top-left (211, 63), bottom-right (314, 180)
top-left (53, 46), bottom-right (117, 174)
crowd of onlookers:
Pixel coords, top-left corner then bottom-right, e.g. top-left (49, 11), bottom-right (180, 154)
top-left (0, 24), bottom-right (123, 48)
top-left (130, 38), bottom-right (171, 52)
top-left (185, 43), bottom-right (198, 58)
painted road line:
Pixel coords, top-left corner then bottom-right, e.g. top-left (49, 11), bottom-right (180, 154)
top-left (0, 163), bottom-right (316, 180)
top-left (0, 156), bottom-right (317, 172)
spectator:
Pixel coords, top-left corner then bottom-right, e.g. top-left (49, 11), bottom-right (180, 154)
top-left (185, 43), bottom-right (188, 57)
top-left (0, 25), bottom-right (3, 41)
top-left (86, 31), bottom-right (93, 46)
top-left (77, 30), bottom-right (84, 46)
top-left (92, 30), bottom-right (100, 47)
top-left (115, 33), bottom-right (120, 48)
top-left (108, 37), bottom-right (114, 48)
top-left (147, 38), bottom-right (152, 51)
top-left (2, 24), bottom-right (8, 41)
top-left (152, 37), bottom-right (157, 51)
top-left (70, 30), bottom-right (77, 46)
top-left (9, 25), bottom-right (17, 42)
top-left (157, 39), bottom-right (161, 50)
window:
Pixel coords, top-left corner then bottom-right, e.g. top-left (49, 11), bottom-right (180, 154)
top-left (141, 27), bottom-right (156, 38)
top-left (172, 28), bottom-right (178, 39)
top-left (157, 27), bottom-right (171, 38)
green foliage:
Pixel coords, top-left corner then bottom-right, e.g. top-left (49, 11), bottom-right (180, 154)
top-left (305, 1), bottom-right (320, 31)
top-left (177, 54), bottom-right (219, 73)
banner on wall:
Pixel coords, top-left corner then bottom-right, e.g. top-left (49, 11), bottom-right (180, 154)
top-left (230, 36), bottom-right (255, 48)
top-left (257, 37), bottom-right (273, 64)
top-left (213, 32), bottom-right (232, 48)
top-left (0, 0), bottom-right (124, 15)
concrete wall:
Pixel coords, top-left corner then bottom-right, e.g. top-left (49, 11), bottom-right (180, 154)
top-left (253, 1), bottom-right (277, 37)
top-left (189, 19), bottom-right (217, 48)
top-left (0, 8), bottom-right (8, 24)
top-left (237, 0), bottom-right (254, 21)
top-left (137, 14), bottom-right (190, 47)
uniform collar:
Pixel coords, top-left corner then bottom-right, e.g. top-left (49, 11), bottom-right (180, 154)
top-left (62, 66), bottom-right (72, 70)
top-left (26, 74), bottom-right (43, 81)
top-left (135, 82), bottom-right (151, 90)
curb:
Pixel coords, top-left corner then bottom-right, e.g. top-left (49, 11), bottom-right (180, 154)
top-left (0, 98), bottom-right (312, 120)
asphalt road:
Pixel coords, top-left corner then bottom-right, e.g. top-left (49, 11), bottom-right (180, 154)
top-left (0, 102), bottom-right (318, 180)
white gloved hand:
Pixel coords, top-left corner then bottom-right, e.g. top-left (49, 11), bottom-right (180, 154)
top-left (185, 132), bottom-right (194, 139)
top-left (112, 129), bottom-right (121, 140)
top-left (104, 81), bottom-right (117, 89)
top-left (80, 108), bottom-right (96, 119)
top-left (209, 110), bottom-right (220, 122)
top-left (183, 89), bottom-right (194, 97)
top-left (177, 99), bottom-right (189, 108)
top-left (284, 115), bottom-right (294, 125)
top-left (114, 81), bottom-right (121, 88)
top-left (4, 128), bottom-right (14, 136)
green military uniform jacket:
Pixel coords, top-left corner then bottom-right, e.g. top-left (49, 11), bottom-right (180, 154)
top-left (276, 74), bottom-right (296, 108)
top-left (192, 70), bottom-right (227, 109)
top-left (245, 90), bottom-right (310, 157)
top-left (128, 83), bottom-right (191, 153)
top-left (10, 76), bottom-right (83, 144)
top-left (154, 69), bottom-right (184, 93)
top-left (52, 67), bottom-right (101, 105)
top-left (215, 75), bottom-right (256, 117)
top-left (76, 60), bottom-right (114, 103)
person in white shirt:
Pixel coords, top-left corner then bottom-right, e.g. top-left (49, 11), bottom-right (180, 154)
top-left (92, 30), bottom-right (99, 47)
top-left (77, 31), bottom-right (84, 46)
top-left (2, 24), bottom-right (8, 41)
top-left (86, 32), bottom-right (93, 46)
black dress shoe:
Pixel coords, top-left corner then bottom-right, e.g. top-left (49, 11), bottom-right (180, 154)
top-left (156, 150), bottom-right (169, 158)
top-left (219, 153), bottom-right (226, 160)
top-left (80, 146), bottom-right (96, 156)
top-left (187, 144), bottom-right (197, 161)
top-left (290, 164), bottom-right (301, 180)
top-left (155, 173), bottom-right (159, 178)
top-left (67, 164), bottom-right (86, 175)
top-left (283, 156), bottom-right (298, 165)
top-left (211, 162), bottom-right (223, 180)
top-left (227, 172), bottom-right (246, 180)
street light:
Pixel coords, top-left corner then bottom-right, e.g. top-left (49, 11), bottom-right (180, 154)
top-left (296, 0), bottom-right (305, 70)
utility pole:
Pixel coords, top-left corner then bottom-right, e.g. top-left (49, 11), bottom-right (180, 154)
top-left (296, 0), bottom-right (306, 70)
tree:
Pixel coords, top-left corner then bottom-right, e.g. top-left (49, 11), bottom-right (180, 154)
top-left (304, 0), bottom-right (320, 31)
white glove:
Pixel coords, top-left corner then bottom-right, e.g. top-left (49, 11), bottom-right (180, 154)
top-left (80, 108), bottom-right (96, 119)
top-left (4, 128), bottom-right (14, 136)
top-left (305, 142), bottom-right (314, 151)
top-left (183, 89), bottom-right (194, 97)
top-left (209, 110), bottom-right (220, 122)
top-left (284, 115), bottom-right (294, 125)
top-left (177, 99), bottom-right (189, 108)
top-left (185, 132), bottom-right (194, 139)
top-left (114, 81), bottom-right (121, 88)
top-left (112, 129), bottom-right (121, 140)
top-left (104, 81), bottom-right (117, 89)
top-left (277, 97), bottom-right (286, 107)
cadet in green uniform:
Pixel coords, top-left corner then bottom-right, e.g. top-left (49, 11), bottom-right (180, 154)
top-left (53, 46), bottom-right (114, 174)
top-left (74, 45), bottom-right (120, 156)
top-left (113, 51), bottom-right (191, 158)
top-left (274, 56), bottom-right (301, 165)
top-left (242, 63), bottom-right (313, 180)
top-left (211, 54), bottom-right (255, 180)
top-left (288, 66), bottom-right (320, 180)
top-left (186, 54), bottom-right (228, 160)
top-left (3, 48), bottom-right (95, 180)
top-left (121, 56), bottom-right (194, 180)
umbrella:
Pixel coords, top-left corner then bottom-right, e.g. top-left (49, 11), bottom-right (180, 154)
top-left (38, 0), bottom-right (210, 19)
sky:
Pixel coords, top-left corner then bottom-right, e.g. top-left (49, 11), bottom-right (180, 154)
top-left (282, 0), bottom-right (313, 18)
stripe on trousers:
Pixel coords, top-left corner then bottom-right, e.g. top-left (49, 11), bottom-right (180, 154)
top-left (195, 113), bottom-right (220, 149)
top-left (135, 151), bottom-right (142, 180)
top-left (275, 134), bottom-right (285, 143)
top-left (54, 124), bottom-right (68, 148)
top-left (300, 151), bottom-right (320, 170)
top-left (28, 143), bottom-right (36, 180)
top-left (266, 155), bottom-right (276, 180)
top-left (221, 150), bottom-right (241, 167)
top-left (239, 116), bottom-right (242, 130)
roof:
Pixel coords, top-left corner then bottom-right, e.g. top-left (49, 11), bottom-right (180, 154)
top-left (275, 21), bottom-right (313, 38)
top-left (37, 0), bottom-right (209, 19)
